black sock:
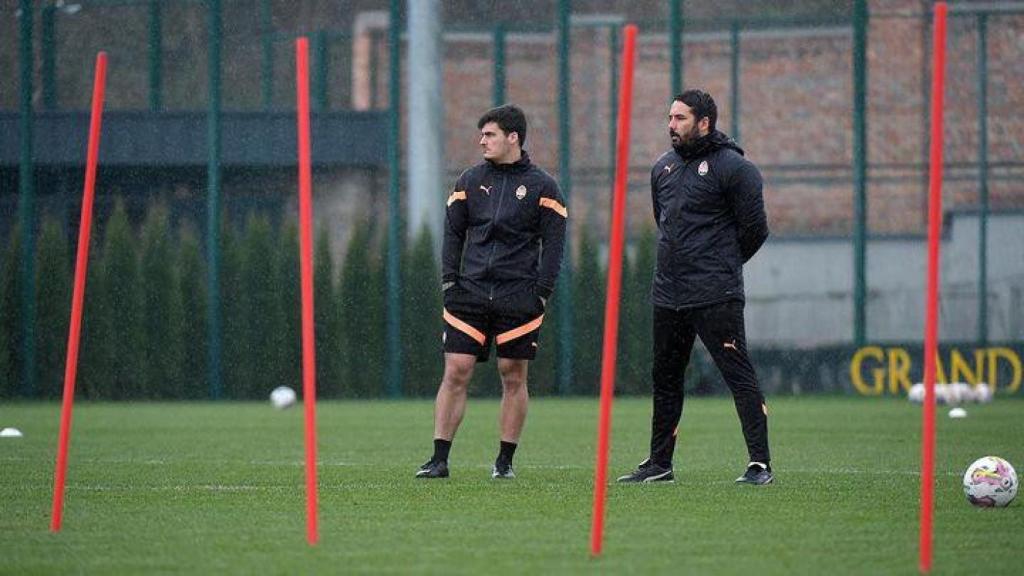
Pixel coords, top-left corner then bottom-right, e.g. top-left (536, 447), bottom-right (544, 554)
top-left (497, 440), bottom-right (517, 464)
top-left (433, 438), bottom-right (452, 462)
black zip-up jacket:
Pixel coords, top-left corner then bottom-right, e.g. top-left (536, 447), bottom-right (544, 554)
top-left (650, 130), bottom-right (768, 309)
top-left (443, 151), bottom-right (568, 300)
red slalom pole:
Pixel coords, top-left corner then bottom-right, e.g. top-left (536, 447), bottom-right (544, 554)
top-left (295, 37), bottom-right (319, 546)
top-left (590, 23), bottom-right (637, 558)
top-left (919, 2), bottom-right (946, 573)
top-left (51, 52), bottom-right (107, 533)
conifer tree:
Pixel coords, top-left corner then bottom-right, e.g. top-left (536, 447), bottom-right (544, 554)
top-left (338, 221), bottom-right (377, 397)
top-left (278, 221), bottom-right (301, 394)
top-left (177, 222), bottom-right (208, 399)
top-left (621, 227), bottom-right (656, 394)
top-left (370, 230), bottom-right (392, 396)
top-left (242, 213), bottom-right (286, 399)
top-left (314, 225), bottom-right (342, 397)
top-left (219, 218), bottom-right (248, 399)
top-left (401, 225), bottom-right (441, 397)
top-left (0, 244), bottom-right (8, 398)
top-left (529, 292), bottom-right (559, 396)
top-left (0, 227), bottom-right (23, 397)
top-left (140, 202), bottom-right (183, 398)
top-left (34, 217), bottom-right (71, 399)
top-left (101, 199), bottom-right (144, 398)
top-left (573, 227), bottom-right (605, 395)
top-left (78, 227), bottom-right (106, 400)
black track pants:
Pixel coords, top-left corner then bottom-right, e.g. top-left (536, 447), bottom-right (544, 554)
top-left (649, 300), bottom-right (770, 468)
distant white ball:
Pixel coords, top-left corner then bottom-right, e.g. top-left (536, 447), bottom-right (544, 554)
top-left (959, 383), bottom-right (978, 403)
top-left (935, 383), bottom-right (953, 405)
top-left (973, 383), bottom-right (993, 404)
top-left (908, 383), bottom-right (925, 404)
top-left (951, 382), bottom-right (972, 405)
top-left (270, 386), bottom-right (297, 409)
top-left (948, 407), bottom-right (967, 419)
top-left (963, 456), bottom-right (1017, 508)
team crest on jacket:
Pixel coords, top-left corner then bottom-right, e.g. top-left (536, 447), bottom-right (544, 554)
top-left (698, 160), bottom-right (709, 176)
top-left (515, 185), bottom-right (527, 200)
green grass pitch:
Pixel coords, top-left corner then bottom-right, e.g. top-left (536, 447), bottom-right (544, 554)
top-left (1, 397), bottom-right (1022, 574)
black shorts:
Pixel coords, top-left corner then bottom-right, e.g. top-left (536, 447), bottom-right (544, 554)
top-left (442, 284), bottom-right (546, 362)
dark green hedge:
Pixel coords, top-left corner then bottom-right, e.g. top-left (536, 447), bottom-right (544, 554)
top-left (0, 200), bottom-right (658, 400)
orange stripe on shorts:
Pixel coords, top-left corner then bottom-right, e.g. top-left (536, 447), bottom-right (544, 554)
top-left (443, 308), bottom-right (486, 345)
top-left (495, 314), bottom-right (545, 345)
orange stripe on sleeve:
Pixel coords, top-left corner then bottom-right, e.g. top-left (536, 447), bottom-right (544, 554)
top-left (495, 314), bottom-right (545, 345)
top-left (443, 308), bottom-right (486, 345)
top-left (539, 197), bottom-right (568, 218)
top-left (447, 190), bottom-right (467, 207)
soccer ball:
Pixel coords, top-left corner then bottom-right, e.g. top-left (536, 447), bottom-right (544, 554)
top-left (973, 383), bottom-right (993, 404)
top-left (935, 383), bottom-right (953, 405)
top-left (949, 382), bottom-right (972, 405)
top-left (908, 383), bottom-right (924, 404)
top-left (963, 456), bottom-right (1017, 508)
top-left (270, 386), bottom-right (297, 410)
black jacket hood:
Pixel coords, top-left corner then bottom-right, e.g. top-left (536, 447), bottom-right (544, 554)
top-left (486, 150), bottom-right (532, 173)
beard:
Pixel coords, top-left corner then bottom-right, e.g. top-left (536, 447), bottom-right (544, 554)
top-left (671, 125), bottom-right (709, 158)
top-left (670, 124), bottom-right (701, 147)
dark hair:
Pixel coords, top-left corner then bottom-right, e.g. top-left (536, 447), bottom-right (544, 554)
top-left (674, 90), bottom-right (717, 132)
top-left (477, 104), bottom-right (527, 147)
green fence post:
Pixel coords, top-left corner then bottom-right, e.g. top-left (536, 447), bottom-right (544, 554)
top-left (670, 0), bottom-right (683, 94)
top-left (557, 0), bottom-right (574, 395)
top-left (42, 6), bottom-right (56, 110)
top-left (149, 0), bottom-right (163, 111)
top-left (207, 0), bottom-right (223, 399)
top-left (976, 13), bottom-right (989, 346)
top-left (730, 20), bottom-right (741, 143)
top-left (852, 0), bottom-right (868, 347)
top-left (492, 22), bottom-right (506, 106)
top-left (386, 0), bottom-right (403, 398)
top-left (18, 0), bottom-right (36, 397)
top-left (260, 0), bottom-right (274, 110)
top-left (608, 24), bottom-right (619, 185)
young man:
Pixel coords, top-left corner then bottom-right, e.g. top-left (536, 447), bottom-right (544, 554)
top-left (416, 104), bottom-right (567, 479)
top-left (617, 90), bottom-right (773, 485)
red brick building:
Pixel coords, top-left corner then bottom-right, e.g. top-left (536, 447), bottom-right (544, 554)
top-left (352, 0), bottom-right (1023, 238)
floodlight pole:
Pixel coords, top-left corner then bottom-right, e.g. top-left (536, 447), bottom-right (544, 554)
top-left (556, 0), bottom-right (574, 396)
top-left (852, 0), bottom-right (869, 347)
top-left (385, 0), bottom-right (403, 398)
top-left (206, 0), bottom-right (223, 400)
top-left (18, 0), bottom-right (37, 398)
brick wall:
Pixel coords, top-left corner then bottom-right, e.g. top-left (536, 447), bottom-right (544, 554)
top-left (358, 0), bottom-right (1024, 240)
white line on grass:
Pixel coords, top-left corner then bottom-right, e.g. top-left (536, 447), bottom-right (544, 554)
top-left (3, 455), bottom-right (963, 477)
top-left (70, 484), bottom-right (261, 492)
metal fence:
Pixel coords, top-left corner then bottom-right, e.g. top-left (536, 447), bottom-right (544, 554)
top-left (2, 0), bottom-right (1023, 399)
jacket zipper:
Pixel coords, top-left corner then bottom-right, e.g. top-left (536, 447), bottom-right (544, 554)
top-left (670, 153), bottom-right (727, 312)
top-left (486, 174), bottom-right (508, 300)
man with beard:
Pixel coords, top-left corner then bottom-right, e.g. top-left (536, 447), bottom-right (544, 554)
top-left (415, 104), bottom-right (568, 480)
top-left (617, 90), bottom-right (773, 485)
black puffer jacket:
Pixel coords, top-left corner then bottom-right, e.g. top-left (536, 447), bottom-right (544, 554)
top-left (650, 130), bottom-right (768, 310)
top-left (443, 151), bottom-right (568, 300)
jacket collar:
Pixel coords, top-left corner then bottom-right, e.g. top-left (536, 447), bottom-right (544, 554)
top-left (487, 150), bottom-right (532, 173)
top-left (672, 130), bottom-right (744, 161)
